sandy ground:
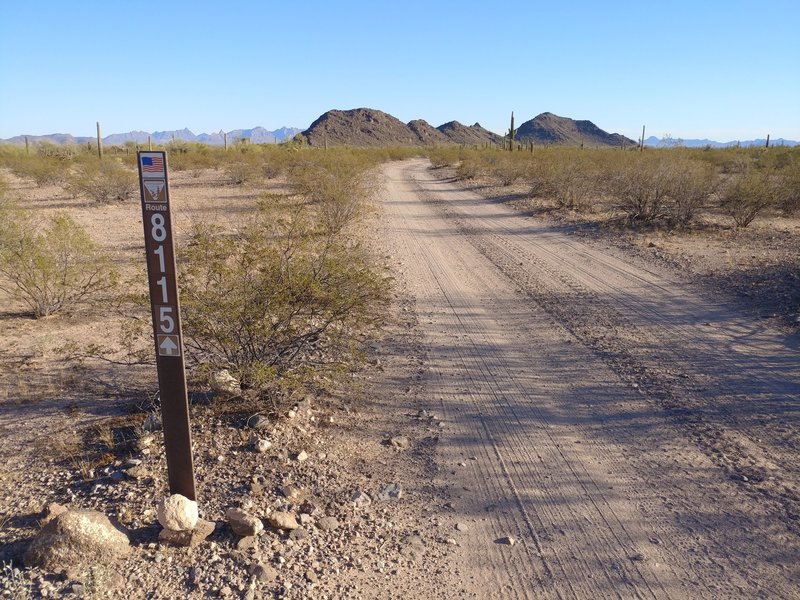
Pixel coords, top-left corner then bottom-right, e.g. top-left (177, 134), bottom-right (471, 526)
top-left (375, 158), bottom-right (799, 598)
top-left (0, 158), bottom-right (798, 599)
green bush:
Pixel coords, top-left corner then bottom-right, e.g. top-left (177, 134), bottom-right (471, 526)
top-left (288, 150), bottom-right (377, 234)
top-left (0, 203), bottom-right (118, 317)
top-left (222, 151), bottom-right (263, 185)
top-left (179, 200), bottom-right (389, 404)
top-left (7, 155), bottom-right (71, 186)
top-left (67, 159), bottom-right (138, 202)
top-left (719, 168), bottom-right (777, 227)
top-left (663, 158), bottom-right (716, 227)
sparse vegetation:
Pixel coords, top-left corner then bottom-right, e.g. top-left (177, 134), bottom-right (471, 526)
top-left (719, 167), bottom-right (777, 227)
top-left (0, 201), bottom-right (118, 317)
top-left (67, 159), bottom-right (138, 203)
top-left (179, 197), bottom-right (389, 410)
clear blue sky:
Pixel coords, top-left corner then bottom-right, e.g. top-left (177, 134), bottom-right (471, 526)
top-left (1, 1), bottom-right (798, 141)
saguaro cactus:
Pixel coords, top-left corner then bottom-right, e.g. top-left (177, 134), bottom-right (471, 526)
top-left (507, 111), bottom-right (516, 151)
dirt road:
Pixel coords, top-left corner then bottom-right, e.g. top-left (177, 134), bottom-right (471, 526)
top-left (376, 159), bottom-right (800, 599)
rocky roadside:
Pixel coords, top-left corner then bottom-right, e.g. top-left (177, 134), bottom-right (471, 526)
top-left (0, 288), bottom-right (460, 599)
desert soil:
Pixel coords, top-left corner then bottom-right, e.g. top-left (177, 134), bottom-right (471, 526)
top-left (1, 158), bottom-right (799, 599)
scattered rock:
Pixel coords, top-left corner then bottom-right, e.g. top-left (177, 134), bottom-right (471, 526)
top-left (401, 535), bottom-right (425, 559)
top-left (24, 509), bottom-right (130, 571)
top-left (280, 485), bottom-right (302, 501)
top-left (142, 414), bottom-right (162, 432)
top-left (236, 535), bottom-right (258, 550)
top-left (495, 536), bottom-right (517, 546)
top-left (159, 519), bottom-right (216, 548)
top-left (225, 508), bottom-right (264, 537)
top-left (299, 499), bottom-right (320, 516)
top-left (317, 516), bottom-right (340, 531)
top-left (41, 502), bottom-right (68, 525)
top-left (351, 491), bottom-right (372, 508)
top-left (124, 465), bottom-right (150, 481)
top-left (248, 562), bottom-right (277, 583)
top-left (295, 450), bottom-right (309, 462)
top-left (289, 527), bottom-right (308, 540)
top-left (389, 436), bottom-right (411, 449)
top-left (254, 438), bottom-right (272, 453)
top-left (246, 415), bottom-right (270, 430)
top-left (378, 483), bottom-right (403, 501)
top-left (455, 522), bottom-right (469, 532)
top-left (268, 511), bottom-right (299, 531)
top-left (210, 369), bottom-right (240, 396)
top-left (629, 552), bottom-right (646, 562)
top-left (157, 495), bottom-right (199, 531)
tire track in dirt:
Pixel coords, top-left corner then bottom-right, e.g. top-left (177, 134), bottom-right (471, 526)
top-left (375, 159), bottom-right (799, 599)
top-left (430, 176), bottom-right (800, 527)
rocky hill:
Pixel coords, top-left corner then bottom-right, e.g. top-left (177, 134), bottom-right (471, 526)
top-left (407, 119), bottom-right (448, 145)
top-left (516, 112), bottom-right (635, 147)
top-left (303, 109), bottom-right (422, 147)
top-left (436, 121), bottom-right (502, 145)
top-left (303, 109), bottom-right (502, 147)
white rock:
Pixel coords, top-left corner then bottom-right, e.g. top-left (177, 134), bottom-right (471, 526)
top-left (210, 369), bottom-right (239, 396)
top-left (157, 495), bottom-right (199, 531)
top-left (226, 508), bottom-right (264, 537)
top-left (25, 509), bottom-right (130, 571)
top-left (268, 511), bottom-right (299, 531)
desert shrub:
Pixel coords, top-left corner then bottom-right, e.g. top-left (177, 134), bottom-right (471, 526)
top-left (607, 154), bottom-right (674, 222)
top-left (663, 158), bottom-right (717, 227)
top-left (775, 164), bottom-right (800, 215)
top-left (719, 168), bottom-right (777, 227)
top-left (288, 151), bottom-right (376, 234)
top-left (167, 143), bottom-right (220, 172)
top-left (0, 203), bottom-right (118, 317)
top-left (36, 141), bottom-right (83, 159)
top-left (222, 151), bottom-right (263, 184)
top-left (455, 155), bottom-right (482, 180)
top-left (179, 201), bottom-right (389, 404)
top-left (67, 159), bottom-right (138, 202)
top-left (548, 156), bottom-right (598, 210)
top-left (427, 146), bottom-right (461, 169)
top-left (7, 155), bottom-right (70, 186)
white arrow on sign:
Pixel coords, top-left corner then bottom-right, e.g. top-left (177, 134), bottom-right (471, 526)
top-left (158, 335), bottom-right (181, 357)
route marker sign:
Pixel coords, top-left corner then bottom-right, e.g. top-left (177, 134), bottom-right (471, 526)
top-left (137, 151), bottom-right (196, 501)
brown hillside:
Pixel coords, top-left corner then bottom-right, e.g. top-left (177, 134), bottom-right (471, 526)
top-left (303, 108), bottom-right (422, 147)
top-left (407, 119), bottom-right (448, 145)
top-left (437, 121), bottom-right (502, 145)
top-left (515, 112), bottom-right (635, 147)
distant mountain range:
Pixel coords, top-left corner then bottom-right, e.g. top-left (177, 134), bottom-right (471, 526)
top-left (1, 127), bottom-right (302, 147)
top-left (3, 112), bottom-right (795, 149)
top-left (644, 136), bottom-right (798, 148)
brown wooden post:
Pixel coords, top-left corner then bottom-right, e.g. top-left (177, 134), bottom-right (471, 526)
top-left (136, 151), bottom-right (196, 500)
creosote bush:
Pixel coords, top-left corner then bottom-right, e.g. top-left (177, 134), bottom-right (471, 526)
top-left (719, 168), bottom-right (776, 227)
top-left (0, 201), bottom-right (118, 318)
top-left (67, 159), bottom-right (138, 203)
top-left (179, 196), bottom-right (389, 407)
top-left (288, 149), bottom-right (380, 234)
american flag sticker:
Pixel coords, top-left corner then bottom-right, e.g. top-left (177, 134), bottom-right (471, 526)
top-left (140, 154), bottom-right (165, 176)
